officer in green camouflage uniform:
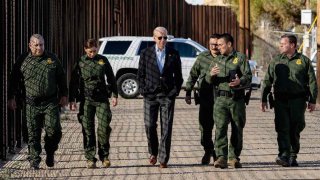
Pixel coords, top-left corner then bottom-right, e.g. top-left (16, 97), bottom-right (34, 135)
top-left (69, 39), bottom-right (118, 168)
top-left (185, 34), bottom-right (220, 165)
top-left (206, 33), bottom-right (252, 169)
top-left (261, 34), bottom-right (318, 167)
top-left (8, 34), bottom-right (68, 169)
top-left (69, 75), bottom-right (87, 148)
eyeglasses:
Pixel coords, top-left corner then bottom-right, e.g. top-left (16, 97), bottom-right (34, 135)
top-left (156, 36), bottom-right (168, 41)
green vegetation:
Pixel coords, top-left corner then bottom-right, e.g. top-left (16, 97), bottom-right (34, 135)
top-left (226, 0), bottom-right (317, 68)
top-left (230, 0), bottom-right (316, 32)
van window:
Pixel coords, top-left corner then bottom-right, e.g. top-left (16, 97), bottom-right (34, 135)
top-left (103, 41), bottom-right (132, 54)
top-left (167, 42), bottom-right (197, 58)
top-left (136, 41), bottom-right (198, 58)
top-left (137, 41), bottom-right (155, 55)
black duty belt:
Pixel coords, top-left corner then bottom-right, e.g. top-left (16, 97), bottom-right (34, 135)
top-left (217, 90), bottom-right (233, 97)
top-left (26, 94), bottom-right (56, 105)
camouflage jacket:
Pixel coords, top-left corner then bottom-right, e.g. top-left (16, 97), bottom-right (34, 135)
top-left (261, 51), bottom-right (318, 103)
top-left (8, 51), bottom-right (68, 100)
top-left (69, 54), bottom-right (118, 102)
top-left (185, 51), bottom-right (217, 96)
top-left (205, 50), bottom-right (252, 92)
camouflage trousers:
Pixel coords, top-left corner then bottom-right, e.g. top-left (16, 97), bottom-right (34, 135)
top-left (198, 88), bottom-right (214, 152)
top-left (81, 99), bottom-right (112, 162)
top-left (26, 102), bottom-right (62, 164)
top-left (77, 101), bottom-right (88, 148)
top-left (213, 96), bottom-right (246, 160)
top-left (274, 97), bottom-right (306, 159)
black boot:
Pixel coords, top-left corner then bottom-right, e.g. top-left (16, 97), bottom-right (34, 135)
top-left (275, 156), bottom-right (289, 167)
top-left (30, 161), bottom-right (40, 170)
top-left (46, 153), bottom-right (54, 167)
top-left (213, 150), bottom-right (217, 161)
top-left (289, 157), bottom-right (298, 167)
top-left (201, 150), bottom-right (213, 165)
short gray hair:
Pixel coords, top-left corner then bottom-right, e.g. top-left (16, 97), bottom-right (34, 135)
top-left (153, 27), bottom-right (168, 36)
top-left (30, 34), bottom-right (44, 42)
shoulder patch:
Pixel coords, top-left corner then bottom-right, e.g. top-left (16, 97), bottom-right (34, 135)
top-left (98, 59), bottom-right (105, 65)
top-left (296, 59), bottom-right (302, 65)
top-left (47, 58), bottom-right (54, 64)
top-left (233, 57), bottom-right (238, 64)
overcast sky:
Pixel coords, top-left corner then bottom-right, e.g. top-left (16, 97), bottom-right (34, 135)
top-left (185, 0), bottom-right (205, 5)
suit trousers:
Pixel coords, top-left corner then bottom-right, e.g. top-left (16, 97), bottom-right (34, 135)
top-left (144, 95), bottom-right (175, 164)
top-left (274, 97), bottom-right (306, 159)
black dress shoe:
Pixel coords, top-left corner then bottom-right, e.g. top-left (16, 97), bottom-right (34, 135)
top-left (289, 157), bottom-right (299, 167)
top-left (275, 156), bottom-right (289, 167)
top-left (46, 153), bottom-right (54, 167)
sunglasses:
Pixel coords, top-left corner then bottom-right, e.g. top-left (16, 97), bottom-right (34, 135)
top-left (156, 36), bottom-right (168, 40)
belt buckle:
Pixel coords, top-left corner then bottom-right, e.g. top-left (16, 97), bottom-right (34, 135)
top-left (219, 91), bottom-right (232, 97)
top-left (221, 91), bottom-right (226, 96)
top-left (219, 91), bottom-right (226, 97)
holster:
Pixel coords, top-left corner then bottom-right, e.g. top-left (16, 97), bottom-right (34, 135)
top-left (268, 92), bottom-right (274, 109)
top-left (244, 87), bottom-right (252, 105)
top-left (193, 89), bottom-right (200, 105)
top-left (232, 89), bottom-right (245, 101)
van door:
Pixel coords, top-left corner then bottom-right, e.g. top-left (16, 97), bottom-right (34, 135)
top-left (167, 42), bottom-right (200, 87)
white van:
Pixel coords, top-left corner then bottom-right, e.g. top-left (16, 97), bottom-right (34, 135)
top-left (248, 60), bottom-right (261, 89)
top-left (98, 36), bottom-right (207, 98)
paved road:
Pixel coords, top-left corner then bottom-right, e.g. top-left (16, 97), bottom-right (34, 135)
top-left (1, 90), bottom-right (320, 179)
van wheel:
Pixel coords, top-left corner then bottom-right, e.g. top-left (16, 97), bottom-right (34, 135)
top-left (117, 73), bottom-right (139, 99)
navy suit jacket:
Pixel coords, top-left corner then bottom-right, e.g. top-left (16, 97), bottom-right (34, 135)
top-left (137, 45), bottom-right (183, 97)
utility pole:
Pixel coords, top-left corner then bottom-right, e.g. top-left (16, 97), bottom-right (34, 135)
top-left (245, 0), bottom-right (250, 59)
top-left (239, 0), bottom-right (245, 54)
top-left (238, 0), bottom-right (250, 58)
top-left (306, 0), bottom-right (310, 9)
top-left (303, 0), bottom-right (310, 56)
top-left (317, 0), bottom-right (320, 103)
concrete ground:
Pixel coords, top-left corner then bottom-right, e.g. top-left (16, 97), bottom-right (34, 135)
top-left (1, 90), bottom-right (320, 179)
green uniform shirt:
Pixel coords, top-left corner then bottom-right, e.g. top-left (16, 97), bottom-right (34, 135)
top-left (69, 54), bottom-right (118, 102)
top-left (9, 51), bottom-right (68, 99)
top-left (185, 51), bottom-right (217, 96)
top-left (205, 50), bottom-right (252, 92)
top-left (261, 51), bottom-right (318, 103)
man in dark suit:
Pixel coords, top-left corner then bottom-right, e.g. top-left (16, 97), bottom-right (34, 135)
top-left (137, 26), bottom-right (183, 168)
